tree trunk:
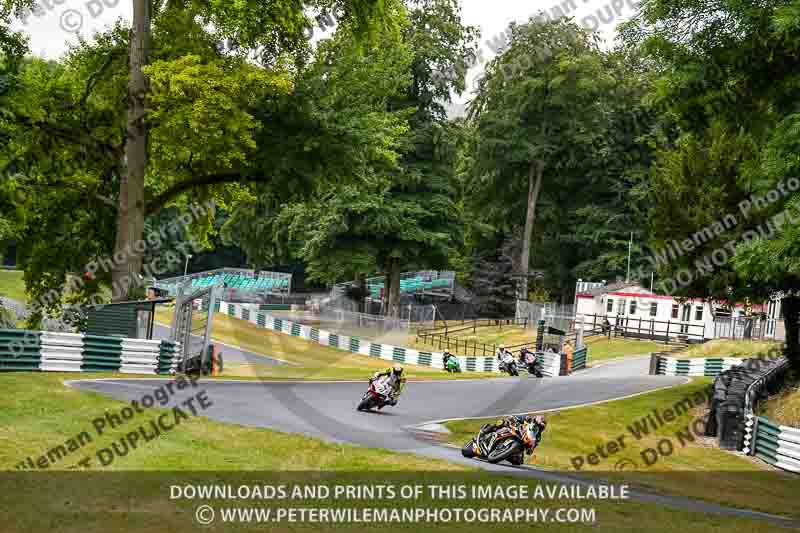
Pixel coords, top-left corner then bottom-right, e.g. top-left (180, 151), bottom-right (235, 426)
top-left (518, 160), bottom-right (544, 301)
top-left (782, 295), bottom-right (800, 371)
top-left (354, 275), bottom-right (367, 314)
top-left (385, 259), bottom-right (401, 318)
top-left (111, 0), bottom-right (150, 302)
top-left (384, 270), bottom-right (391, 316)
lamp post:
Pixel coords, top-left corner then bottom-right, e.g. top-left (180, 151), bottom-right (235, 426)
top-left (183, 254), bottom-right (192, 280)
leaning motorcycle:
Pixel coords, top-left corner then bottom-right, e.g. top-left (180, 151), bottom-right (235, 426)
top-left (498, 353), bottom-right (519, 376)
top-left (445, 356), bottom-right (461, 373)
top-left (461, 421), bottom-right (539, 465)
top-left (521, 351), bottom-right (543, 378)
top-left (357, 377), bottom-right (396, 411)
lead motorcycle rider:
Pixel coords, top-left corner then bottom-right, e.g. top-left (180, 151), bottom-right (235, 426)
top-left (519, 346), bottom-right (543, 376)
top-left (370, 364), bottom-right (406, 406)
top-left (478, 414), bottom-right (547, 465)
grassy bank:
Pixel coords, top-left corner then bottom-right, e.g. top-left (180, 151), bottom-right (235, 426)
top-left (0, 372), bottom-right (783, 533)
top-left (0, 372), bottom-right (467, 472)
top-left (583, 336), bottom-right (664, 364)
top-left (678, 339), bottom-right (781, 359)
top-left (761, 382), bottom-right (800, 427)
top-left (444, 380), bottom-right (800, 519)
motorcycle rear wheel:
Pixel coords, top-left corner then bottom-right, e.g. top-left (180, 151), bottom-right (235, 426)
top-left (487, 440), bottom-right (524, 464)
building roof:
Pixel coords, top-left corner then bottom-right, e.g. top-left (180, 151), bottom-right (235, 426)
top-left (578, 281), bottom-right (643, 298)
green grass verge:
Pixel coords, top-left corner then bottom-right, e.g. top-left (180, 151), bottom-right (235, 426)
top-left (0, 269), bottom-right (26, 302)
top-left (0, 372), bottom-right (468, 472)
top-left (155, 308), bottom-right (497, 381)
top-left (444, 380), bottom-right (800, 519)
top-left (583, 336), bottom-right (665, 364)
top-left (0, 373), bottom-right (781, 532)
top-left (677, 339), bottom-right (782, 359)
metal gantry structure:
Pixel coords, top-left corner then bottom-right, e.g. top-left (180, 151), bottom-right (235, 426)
top-left (170, 280), bottom-right (223, 372)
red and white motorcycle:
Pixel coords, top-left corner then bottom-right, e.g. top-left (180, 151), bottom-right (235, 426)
top-left (357, 376), bottom-right (398, 411)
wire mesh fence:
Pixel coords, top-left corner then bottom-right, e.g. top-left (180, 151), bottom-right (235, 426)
top-left (516, 301), bottom-right (577, 329)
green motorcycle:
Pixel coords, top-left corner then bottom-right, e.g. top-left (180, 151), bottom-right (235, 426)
top-left (443, 352), bottom-right (461, 373)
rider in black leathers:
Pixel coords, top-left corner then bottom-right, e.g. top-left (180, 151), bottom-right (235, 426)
top-left (478, 414), bottom-right (547, 465)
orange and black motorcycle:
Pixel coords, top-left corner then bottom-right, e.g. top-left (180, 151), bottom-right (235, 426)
top-left (461, 420), bottom-right (539, 465)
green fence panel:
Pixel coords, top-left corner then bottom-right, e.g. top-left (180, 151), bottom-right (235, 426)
top-left (329, 334), bottom-right (339, 348)
top-left (417, 352), bottom-right (432, 366)
top-left (370, 344), bottom-right (382, 358)
top-left (291, 324), bottom-right (301, 337)
top-left (755, 451), bottom-right (778, 465)
top-left (259, 304), bottom-right (291, 311)
top-left (350, 338), bottom-right (360, 352)
top-left (572, 347), bottom-right (587, 370)
top-left (392, 347), bottom-right (406, 364)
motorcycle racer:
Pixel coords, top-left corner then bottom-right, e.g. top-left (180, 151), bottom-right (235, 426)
top-left (370, 364), bottom-right (407, 406)
top-left (479, 414), bottom-right (546, 464)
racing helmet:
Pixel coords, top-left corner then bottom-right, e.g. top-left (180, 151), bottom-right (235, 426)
top-left (393, 364), bottom-right (404, 376)
top-left (533, 415), bottom-right (547, 429)
top-left (499, 344), bottom-right (505, 350)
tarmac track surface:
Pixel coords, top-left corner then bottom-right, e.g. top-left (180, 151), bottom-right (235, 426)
top-left (68, 357), bottom-right (799, 528)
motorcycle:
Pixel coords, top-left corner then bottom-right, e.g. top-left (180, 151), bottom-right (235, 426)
top-left (498, 352), bottom-right (519, 376)
top-left (357, 376), bottom-right (397, 411)
top-left (444, 354), bottom-right (461, 373)
top-left (461, 421), bottom-right (539, 465)
top-left (520, 350), bottom-right (543, 378)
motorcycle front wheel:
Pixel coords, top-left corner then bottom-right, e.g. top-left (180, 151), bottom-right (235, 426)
top-left (487, 440), bottom-right (524, 464)
top-left (357, 396), bottom-right (373, 411)
top-left (461, 439), bottom-right (477, 458)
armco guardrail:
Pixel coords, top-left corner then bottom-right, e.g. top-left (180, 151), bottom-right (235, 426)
top-left (0, 329), bottom-right (182, 374)
top-left (744, 414), bottom-right (800, 474)
top-left (653, 356), bottom-right (745, 377)
top-left (217, 302), bottom-right (584, 376)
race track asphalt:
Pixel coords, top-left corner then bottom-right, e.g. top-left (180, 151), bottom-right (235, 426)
top-left (70, 357), bottom-right (680, 449)
top-left (66, 357), bottom-right (799, 528)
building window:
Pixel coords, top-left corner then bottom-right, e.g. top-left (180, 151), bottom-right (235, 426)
top-left (650, 302), bottom-right (658, 317)
top-left (630, 300), bottom-right (637, 314)
top-left (671, 304), bottom-right (679, 319)
top-left (695, 306), bottom-right (704, 321)
top-left (606, 299), bottom-right (613, 313)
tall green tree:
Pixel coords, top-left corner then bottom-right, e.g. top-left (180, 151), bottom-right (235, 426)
top-left (230, 0), bottom-right (477, 317)
top-left (468, 17), bottom-right (617, 301)
top-left (1, 0), bottom-right (388, 305)
top-left (623, 0), bottom-right (800, 368)
top-left (0, 1), bottom-right (390, 320)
